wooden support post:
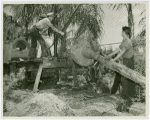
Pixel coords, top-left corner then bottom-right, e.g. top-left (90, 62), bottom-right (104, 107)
top-left (10, 63), bottom-right (16, 80)
top-left (72, 61), bottom-right (78, 87)
top-left (21, 64), bottom-right (29, 89)
top-left (33, 63), bottom-right (43, 92)
top-left (10, 63), bottom-right (16, 75)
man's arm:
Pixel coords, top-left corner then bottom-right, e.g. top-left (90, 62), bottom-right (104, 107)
top-left (48, 23), bottom-right (64, 36)
top-left (111, 48), bottom-right (126, 62)
top-left (105, 48), bottom-right (120, 60)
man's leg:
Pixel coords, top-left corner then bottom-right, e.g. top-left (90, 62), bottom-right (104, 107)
top-left (28, 35), bottom-right (37, 59)
top-left (36, 35), bottom-right (47, 57)
top-left (122, 57), bottom-right (136, 99)
top-left (121, 78), bottom-right (136, 99)
top-left (111, 72), bottom-right (121, 94)
top-left (121, 77), bottom-right (129, 99)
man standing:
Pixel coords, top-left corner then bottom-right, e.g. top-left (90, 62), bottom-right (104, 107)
top-left (28, 12), bottom-right (64, 59)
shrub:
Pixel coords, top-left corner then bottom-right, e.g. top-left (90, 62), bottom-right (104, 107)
top-left (3, 66), bottom-right (27, 112)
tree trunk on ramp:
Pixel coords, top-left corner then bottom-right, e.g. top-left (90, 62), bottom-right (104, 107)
top-left (70, 31), bottom-right (145, 87)
top-left (72, 47), bottom-right (146, 87)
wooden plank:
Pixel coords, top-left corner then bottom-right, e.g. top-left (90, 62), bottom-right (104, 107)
top-left (42, 58), bottom-right (73, 68)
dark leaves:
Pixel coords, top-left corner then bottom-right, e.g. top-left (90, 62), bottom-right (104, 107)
top-left (74, 4), bottom-right (103, 40)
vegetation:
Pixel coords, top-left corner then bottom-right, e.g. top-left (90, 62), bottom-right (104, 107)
top-left (139, 9), bottom-right (146, 37)
top-left (4, 4), bottom-right (104, 57)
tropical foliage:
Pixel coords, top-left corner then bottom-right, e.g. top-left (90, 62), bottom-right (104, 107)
top-left (139, 9), bottom-right (146, 37)
top-left (3, 4), bottom-right (104, 57)
top-left (3, 12), bottom-right (24, 42)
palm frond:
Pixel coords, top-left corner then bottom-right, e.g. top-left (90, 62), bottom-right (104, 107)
top-left (108, 3), bottom-right (125, 10)
top-left (74, 18), bottom-right (88, 40)
top-left (139, 17), bottom-right (146, 26)
top-left (73, 4), bottom-right (103, 40)
top-left (138, 9), bottom-right (146, 36)
top-left (139, 29), bottom-right (146, 37)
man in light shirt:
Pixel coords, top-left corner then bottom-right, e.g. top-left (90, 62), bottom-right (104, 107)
top-left (28, 12), bottom-right (64, 59)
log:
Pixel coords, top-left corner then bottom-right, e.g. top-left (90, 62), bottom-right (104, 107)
top-left (72, 61), bottom-right (78, 87)
top-left (105, 61), bottom-right (145, 86)
top-left (74, 47), bottom-right (145, 87)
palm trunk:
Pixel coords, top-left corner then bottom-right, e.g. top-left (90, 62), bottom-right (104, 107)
top-left (53, 5), bottom-right (59, 84)
top-left (53, 5), bottom-right (59, 57)
top-left (59, 35), bottom-right (67, 57)
top-left (127, 4), bottom-right (134, 39)
top-left (25, 21), bottom-right (28, 41)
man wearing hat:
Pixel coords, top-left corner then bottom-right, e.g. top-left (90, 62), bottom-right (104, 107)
top-left (28, 12), bottom-right (64, 59)
top-left (39, 14), bottom-right (47, 21)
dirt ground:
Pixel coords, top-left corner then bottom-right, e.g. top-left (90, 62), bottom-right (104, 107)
top-left (3, 76), bottom-right (146, 117)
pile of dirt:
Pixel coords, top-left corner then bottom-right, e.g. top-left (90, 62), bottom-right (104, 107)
top-left (5, 92), bottom-right (74, 117)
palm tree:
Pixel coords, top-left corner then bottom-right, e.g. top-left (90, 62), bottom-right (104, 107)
top-left (109, 3), bottom-right (135, 39)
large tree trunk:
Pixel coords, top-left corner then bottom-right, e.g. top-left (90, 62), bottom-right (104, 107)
top-left (127, 4), bottom-right (134, 39)
top-left (53, 5), bottom-right (59, 57)
top-left (25, 21), bottom-right (28, 41)
top-left (53, 5), bottom-right (59, 84)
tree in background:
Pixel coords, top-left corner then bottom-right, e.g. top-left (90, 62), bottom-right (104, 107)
top-left (109, 3), bottom-right (135, 39)
top-left (139, 9), bottom-right (146, 37)
top-left (3, 12), bottom-right (24, 42)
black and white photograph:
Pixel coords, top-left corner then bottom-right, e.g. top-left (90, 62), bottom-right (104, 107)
top-left (2, 1), bottom-right (148, 118)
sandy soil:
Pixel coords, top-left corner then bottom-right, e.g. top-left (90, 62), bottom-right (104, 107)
top-left (4, 78), bottom-right (142, 117)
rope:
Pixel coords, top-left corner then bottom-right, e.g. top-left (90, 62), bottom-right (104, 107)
top-left (100, 42), bottom-right (121, 46)
top-left (100, 40), bottom-right (145, 47)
